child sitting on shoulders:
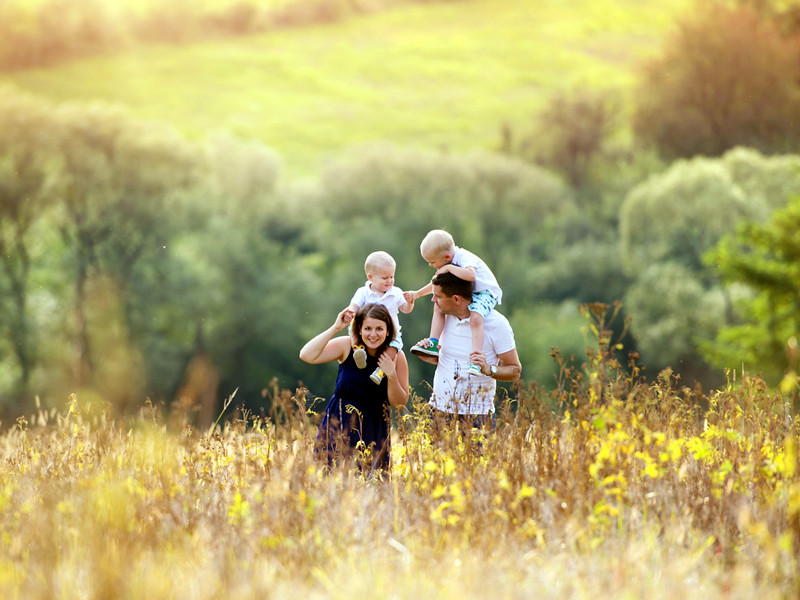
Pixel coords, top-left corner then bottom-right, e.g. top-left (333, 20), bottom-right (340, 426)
top-left (347, 251), bottom-right (415, 384)
top-left (404, 229), bottom-right (502, 376)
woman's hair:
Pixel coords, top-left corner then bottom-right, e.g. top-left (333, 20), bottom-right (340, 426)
top-left (420, 229), bottom-right (455, 258)
top-left (351, 303), bottom-right (395, 353)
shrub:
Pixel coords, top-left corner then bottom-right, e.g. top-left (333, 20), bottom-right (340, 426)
top-left (633, 3), bottom-right (800, 159)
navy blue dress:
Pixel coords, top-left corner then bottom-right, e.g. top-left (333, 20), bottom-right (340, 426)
top-left (316, 349), bottom-right (391, 470)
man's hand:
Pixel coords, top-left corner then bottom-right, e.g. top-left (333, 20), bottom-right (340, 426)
top-left (470, 351), bottom-right (490, 375)
top-left (412, 338), bottom-right (439, 364)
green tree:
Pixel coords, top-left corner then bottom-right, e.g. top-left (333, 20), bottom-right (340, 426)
top-left (515, 88), bottom-right (622, 191)
top-left (633, 3), bottom-right (800, 159)
top-left (52, 102), bottom-right (200, 405)
top-left (158, 134), bottom-right (326, 415)
top-left (702, 197), bottom-right (800, 384)
top-left (0, 87), bottom-right (63, 398)
top-left (625, 262), bottom-right (725, 381)
top-left (619, 156), bottom-right (759, 278)
top-left (618, 148), bottom-right (800, 383)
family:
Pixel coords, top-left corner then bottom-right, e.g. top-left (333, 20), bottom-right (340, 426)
top-left (299, 229), bottom-right (522, 470)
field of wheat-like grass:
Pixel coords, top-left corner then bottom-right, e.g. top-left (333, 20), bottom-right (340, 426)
top-left (1, 309), bottom-right (798, 599)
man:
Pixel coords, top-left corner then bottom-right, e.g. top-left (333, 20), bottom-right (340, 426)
top-left (413, 271), bottom-right (521, 425)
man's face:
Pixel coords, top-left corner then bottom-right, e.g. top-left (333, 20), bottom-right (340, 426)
top-left (431, 284), bottom-right (458, 316)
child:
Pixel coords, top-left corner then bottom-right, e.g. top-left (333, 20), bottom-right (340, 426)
top-left (347, 251), bottom-right (415, 384)
top-left (405, 229), bottom-right (502, 376)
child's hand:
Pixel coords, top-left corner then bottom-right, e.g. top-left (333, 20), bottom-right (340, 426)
top-left (403, 290), bottom-right (416, 303)
top-left (436, 264), bottom-right (453, 276)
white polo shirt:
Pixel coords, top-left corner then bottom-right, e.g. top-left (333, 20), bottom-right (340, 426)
top-left (452, 246), bottom-right (502, 304)
top-left (350, 282), bottom-right (406, 342)
top-left (429, 308), bottom-right (516, 415)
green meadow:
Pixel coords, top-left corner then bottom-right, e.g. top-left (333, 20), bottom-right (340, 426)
top-left (0, 0), bottom-right (687, 177)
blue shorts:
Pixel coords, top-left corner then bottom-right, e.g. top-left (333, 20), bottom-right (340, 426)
top-left (469, 289), bottom-right (498, 319)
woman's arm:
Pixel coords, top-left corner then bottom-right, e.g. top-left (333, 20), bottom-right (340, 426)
top-left (299, 308), bottom-right (353, 364)
top-left (378, 350), bottom-right (409, 409)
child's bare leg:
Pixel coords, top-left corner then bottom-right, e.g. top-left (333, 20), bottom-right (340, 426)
top-left (411, 306), bottom-right (444, 357)
top-left (470, 311), bottom-right (485, 353)
top-left (430, 304), bottom-right (445, 341)
top-left (467, 312), bottom-right (486, 375)
top-left (385, 346), bottom-right (398, 360)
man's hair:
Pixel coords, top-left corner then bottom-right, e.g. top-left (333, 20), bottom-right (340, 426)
top-left (420, 229), bottom-right (455, 259)
top-left (364, 251), bottom-right (396, 275)
top-left (352, 303), bottom-right (396, 351)
top-left (431, 271), bottom-right (473, 300)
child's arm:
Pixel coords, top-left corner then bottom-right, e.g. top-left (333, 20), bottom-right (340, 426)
top-left (404, 282), bottom-right (433, 304)
top-left (438, 264), bottom-right (476, 281)
top-left (399, 289), bottom-right (416, 313)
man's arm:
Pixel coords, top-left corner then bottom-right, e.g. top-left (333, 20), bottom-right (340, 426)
top-left (494, 348), bottom-right (522, 381)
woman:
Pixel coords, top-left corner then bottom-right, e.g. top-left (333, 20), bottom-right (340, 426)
top-left (299, 303), bottom-right (409, 470)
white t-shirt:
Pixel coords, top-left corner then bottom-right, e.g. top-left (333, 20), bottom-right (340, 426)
top-left (429, 308), bottom-right (516, 415)
top-left (350, 282), bottom-right (406, 341)
top-left (452, 246), bottom-right (502, 304)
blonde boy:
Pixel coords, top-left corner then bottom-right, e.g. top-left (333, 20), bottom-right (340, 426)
top-left (405, 229), bottom-right (502, 376)
top-left (347, 251), bottom-right (415, 383)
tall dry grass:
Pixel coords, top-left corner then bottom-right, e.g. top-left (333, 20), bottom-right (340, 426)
top-left (0, 304), bottom-right (798, 599)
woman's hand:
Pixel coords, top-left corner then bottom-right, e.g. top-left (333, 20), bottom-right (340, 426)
top-left (377, 350), bottom-right (397, 379)
top-left (334, 307), bottom-right (354, 332)
top-left (383, 350), bottom-right (409, 409)
top-left (299, 308), bottom-right (355, 365)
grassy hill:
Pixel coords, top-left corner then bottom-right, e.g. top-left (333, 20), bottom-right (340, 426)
top-left (0, 0), bottom-right (687, 178)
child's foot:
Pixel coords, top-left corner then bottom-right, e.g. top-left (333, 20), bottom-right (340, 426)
top-left (410, 338), bottom-right (440, 357)
top-left (468, 363), bottom-right (482, 376)
top-left (370, 367), bottom-right (385, 384)
top-left (352, 345), bottom-right (367, 369)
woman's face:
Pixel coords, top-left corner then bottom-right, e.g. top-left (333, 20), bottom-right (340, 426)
top-left (360, 316), bottom-right (388, 352)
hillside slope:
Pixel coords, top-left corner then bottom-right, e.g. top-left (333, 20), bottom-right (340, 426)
top-left (0, 0), bottom-right (686, 178)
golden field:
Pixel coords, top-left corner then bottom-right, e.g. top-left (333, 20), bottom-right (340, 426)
top-left (1, 312), bottom-right (797, 600)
